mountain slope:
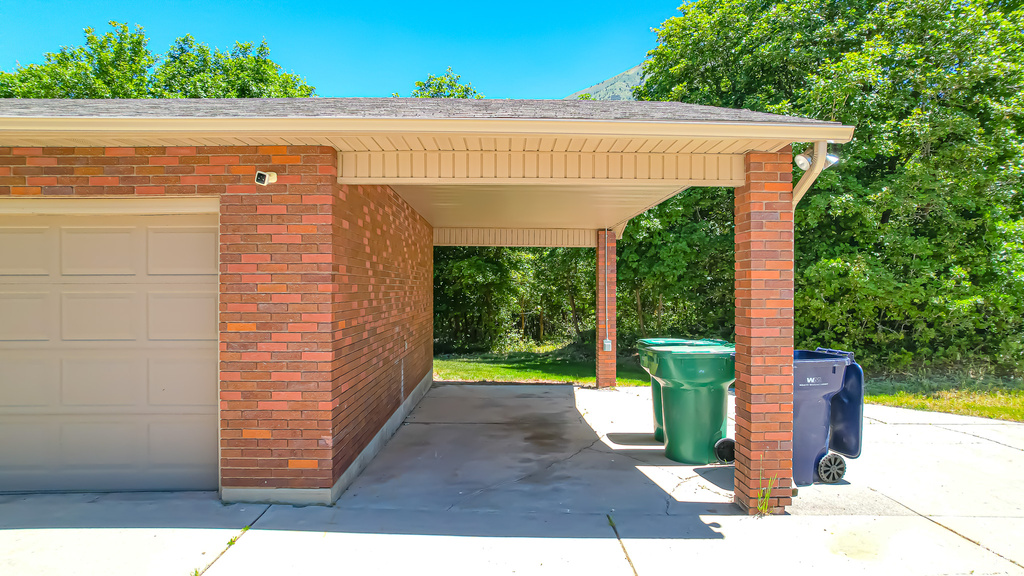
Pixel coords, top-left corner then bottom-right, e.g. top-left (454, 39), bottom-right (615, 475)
top-left (565, 65), bottom-right (642, 101)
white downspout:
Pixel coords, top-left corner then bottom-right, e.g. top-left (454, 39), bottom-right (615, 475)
top-left (792, 140), bottom-right (828, 207)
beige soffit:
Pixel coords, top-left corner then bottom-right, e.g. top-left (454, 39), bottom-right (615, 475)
top-left (433, 228), bottom-right (600, 247)
top-left (336, 151), bottom-right (745, 185)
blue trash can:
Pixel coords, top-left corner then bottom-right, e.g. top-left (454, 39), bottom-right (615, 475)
top-left (792, 349), bottom-right (863, 486)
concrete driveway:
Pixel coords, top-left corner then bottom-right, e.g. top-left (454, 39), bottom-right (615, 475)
top-left (2, 383), bottom-right (1023, 575)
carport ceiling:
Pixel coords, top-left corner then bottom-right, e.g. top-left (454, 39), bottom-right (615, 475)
top-left (393, 183), bottom-right (686, 230)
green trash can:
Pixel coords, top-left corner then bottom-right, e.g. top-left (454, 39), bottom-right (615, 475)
top-left (637, 338), bottom-right (728, 443)
top-left (649, 344), bottom-right (736, 464)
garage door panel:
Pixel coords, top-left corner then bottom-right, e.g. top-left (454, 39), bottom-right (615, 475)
top-left (0, 356), bottom-right (60, 407)
top-left (147, 226), bottom-right (218, 275)
top-left (61, 357), bottom-right (146, 407)
top-left (0, 227), bottom-right (52, 275)
top-left (149, 418), bottom-right (217, 466)
top-left (0, 291), bottom-right (54, 341)
top-left (149, 355), bottom-right (218, 406)
top-left (60, 227), bottom-right (139, 276)
top-left (61, 292), bottom-right (139, 341)
top-left (61, 421), bottom-right (141, 466)
top-left (148, 292), bottom-right (217, 341)
top-left (0, 422), bottom-right (58, 468)
top-left (0, 207), bottom-right (218, 493)
top-left (0, 415), bottom-right (215, 492)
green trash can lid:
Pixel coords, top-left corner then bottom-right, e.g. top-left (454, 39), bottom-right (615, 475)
top-left (637, 338), bottom-right (730, 349)
top-left (653, 344), bottom-right (736, 356)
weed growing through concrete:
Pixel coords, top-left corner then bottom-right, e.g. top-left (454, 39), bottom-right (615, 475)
top-left (755, 453), bottom-right (777, 517)
top-left (756, 474), bottom-right (777, 517)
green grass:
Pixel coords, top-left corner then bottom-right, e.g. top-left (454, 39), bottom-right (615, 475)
top-left (866, 374), bottom-right (1024, 422)
top-left (433, 348), bottom-right (650, 387)
top-left (434, 348), bottom-right (1024, 422)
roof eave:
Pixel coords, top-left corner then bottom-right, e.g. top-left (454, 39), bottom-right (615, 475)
top-left (0, 116), bottom-right (856, 143)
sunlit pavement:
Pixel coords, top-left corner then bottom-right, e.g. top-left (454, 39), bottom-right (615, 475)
top-left (3, 383), bottom-right (1023, 575)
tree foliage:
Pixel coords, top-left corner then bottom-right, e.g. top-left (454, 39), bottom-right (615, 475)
top-left (434, 247), bottom-right (520, 352)
top-left (152, 35), bottom-right (313, 98)
top-left (618, 187), bottom-right (736, 342)
top-left (394, 67), bottom-right (483, 99)
top-left (0, 21), bottom-right (314, 98)
top-left (633, 0), bottom-right (1024, 373)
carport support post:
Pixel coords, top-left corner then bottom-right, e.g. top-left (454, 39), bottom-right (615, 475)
top-left (596, 230), bottom-right (616, 388)
top-left (732, 147), bottom-right (795, 514)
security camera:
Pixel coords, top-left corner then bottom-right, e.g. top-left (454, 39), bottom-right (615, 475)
top-left (255, 171), bottom-right (277, 186)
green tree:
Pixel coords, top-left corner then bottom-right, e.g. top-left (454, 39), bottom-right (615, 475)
top-left (0, 21), bottom-right (314, 98)
top-left (633, 0), bottom-right (1024, 373)
top-left (152, 35), bottom-right (314, 98)
top-left (618, 187), bottom-right (736, 343)
top-left (434, 246), bottom-right (520, 352)
top-left (0, 22), bottom-right (155, 98)
top-left (795, 0), bottom-right (1024, 371)
top-left (533, 248), bottom-right (596, 343)
top-left (395, 67), bottom-right (484, 99)
top-left (634, 0), bottom-right (875, 109)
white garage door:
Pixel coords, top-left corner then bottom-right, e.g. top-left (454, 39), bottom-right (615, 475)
top-left (0, 201), bottom-right (219, 492)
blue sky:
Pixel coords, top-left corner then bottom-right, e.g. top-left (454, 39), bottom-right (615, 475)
top-left (0, 1), bottom-right (682, 99)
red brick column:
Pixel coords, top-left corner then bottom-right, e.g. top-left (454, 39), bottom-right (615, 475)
top-left (596, 230), bottom-right (617, 388)
top-left (218, 146), bottom-right (339, 496)
top-left (733, 147), bottom-right (795, 514)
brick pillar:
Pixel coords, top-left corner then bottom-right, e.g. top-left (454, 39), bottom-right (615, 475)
top-left (596, 230), bottom-right (617, 388)
top-left (733, 147), bottom-right (795, 514)
top-left (219, 146), bottom-right (338, 501)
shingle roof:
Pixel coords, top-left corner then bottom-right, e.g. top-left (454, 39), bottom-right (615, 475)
top-left (0, 98), bottom-right (836, 125)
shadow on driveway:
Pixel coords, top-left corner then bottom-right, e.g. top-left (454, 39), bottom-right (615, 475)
top-left (319, 383), bottom-right (737, 539)
top-left (0, 383), bottom-right (738, 541)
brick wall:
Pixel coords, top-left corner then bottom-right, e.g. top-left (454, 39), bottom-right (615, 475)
top-left (217, 146), bottom-right (339, 491)
top-left (733, 147), bottom-right (795, 514)
top-left (0, 146), bottom-right (434, 494)
top-left (330, 184), bottom-right (433, 479)
top-left (596, 230), bottom-right (617, 388)
top-left (0, 145), bottom-right (253, 197)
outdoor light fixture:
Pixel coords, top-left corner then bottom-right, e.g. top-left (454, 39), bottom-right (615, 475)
top-left (792, 141), bottom-right (839, 207)
top-left (795, 148), bottom-right (839, 171)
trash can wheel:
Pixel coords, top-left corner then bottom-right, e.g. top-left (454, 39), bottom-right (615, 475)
top-left (817, 453), bottom-right (846, 483)
top-left (714, 438), bottom-right (735, 464)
